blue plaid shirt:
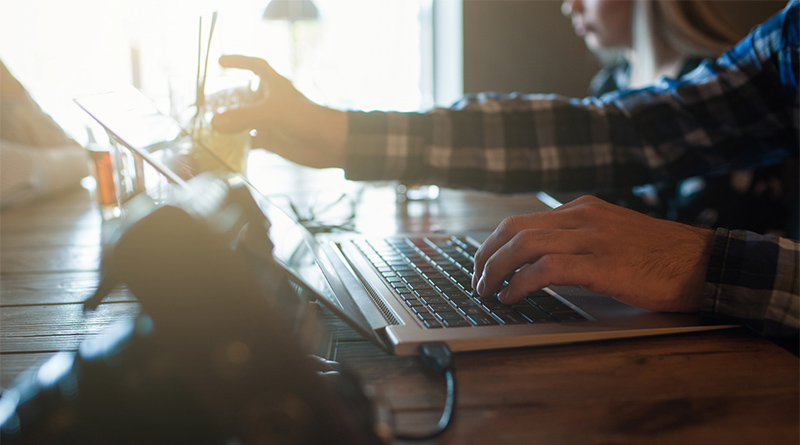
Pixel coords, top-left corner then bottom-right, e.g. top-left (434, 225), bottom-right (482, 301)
top-left (343, 1), bottom-right (799, 337)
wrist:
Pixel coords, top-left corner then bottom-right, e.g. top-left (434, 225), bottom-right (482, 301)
top-left (681, 225), bottom-right (716, 312)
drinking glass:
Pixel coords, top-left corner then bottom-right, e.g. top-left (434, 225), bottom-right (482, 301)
top-left (171, 76), bottom-right (257, 177)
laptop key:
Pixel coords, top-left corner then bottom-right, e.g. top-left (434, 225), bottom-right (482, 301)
top-left (442, 319), bottom-right (471, 328)
top-left (450, 298), bottom-right (478, 309)
top-left (411, 306), bottom-right (436, 319)
top-left (529, 296), bottom-right (571, 313)
top-left (459, 307), bottom-right (485, 316)
top-left (386, 262), bottom-right (410, 269)
top-left (397, 270), bottom-right (420, 277)
top-left (428, 303), bottom-right (455, 313)
top-left (416, 311), bottom-right (437, 321)
top-left (514, 306), bottom-right (554, 323)
top-left (406, 282), bottom-right (434, 292)
top-left (492, 311), bottom-right (530, 325)
top-left (438, 289), bottom-right (465, 301)
top-left (439, 265), bottom-right (462, 274)
top-left (461, 246), bottom-right (478, 258)
top-left (420, 296), bottom-right (447, 305)
top-left (478, 297), bottom-right (509, 311)
top-left (436, 286), bottom-right (462, 297)
top-left (450, 275), bottom-right (473, 290)
top-left (417, 266), bottom-right (439, 276)
top-left (466, 314), bottom-right (499, 326)
top-left (436, 312), bottom-right (465, 321)
top-left (455, 260), bottom-right (474, 270)
top-left (423, 320), bottom-right (443, 329)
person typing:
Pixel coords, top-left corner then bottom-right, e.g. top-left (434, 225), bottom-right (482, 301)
top-left (211, 1), bottom-right (799, 341)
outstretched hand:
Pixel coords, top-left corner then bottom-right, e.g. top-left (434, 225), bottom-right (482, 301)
top-left (211, 55), bottom-right (348, 169)
top-left (472, 196), bottom-right (715, 313)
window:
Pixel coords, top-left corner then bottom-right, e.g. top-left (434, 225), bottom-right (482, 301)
top-left (0, 0), bottom-right (459, 144)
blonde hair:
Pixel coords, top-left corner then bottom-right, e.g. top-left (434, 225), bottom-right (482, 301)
top-left (632, 0), bottom-right (744, 84)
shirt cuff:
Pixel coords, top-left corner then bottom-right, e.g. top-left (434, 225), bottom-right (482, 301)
top-left (702, 227), bottom-right (797, 336)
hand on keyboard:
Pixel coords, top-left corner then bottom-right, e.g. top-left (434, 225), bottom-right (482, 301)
top-left (472, 195), bottom-right (713, 313)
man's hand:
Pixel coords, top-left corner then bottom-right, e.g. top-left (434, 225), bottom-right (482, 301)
top-left (211, 55), bottom-right (348, 169)
top-left (472, 196), bottom-right (715, 313)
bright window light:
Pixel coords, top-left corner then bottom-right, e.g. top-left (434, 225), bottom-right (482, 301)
top-left (0, 0), bottom-right (433, 144)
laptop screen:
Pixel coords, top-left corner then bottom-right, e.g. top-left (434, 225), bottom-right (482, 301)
top-left (75, 87), bottom-right (371, 331)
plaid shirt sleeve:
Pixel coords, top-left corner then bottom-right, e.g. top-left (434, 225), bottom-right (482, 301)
top-left (343, 1), bottom-right (799, 336)
top-left (344, 1), bottom-right (798, 194)
top-left (704, 230), bottom-right (799, 336)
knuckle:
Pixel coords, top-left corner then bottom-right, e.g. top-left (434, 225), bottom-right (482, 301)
top-left (254, 58), bottom-right (271, 72)
top-left (508, 231), bottom-right (528, 251)
top-left (574, 194), bottom-right (603, 204)
top-left (537, 254), bottom-right (556, 271)
top-left (498, 216), bottom-right (520, 235)
top-left (521, 228), bottom-right (557, 247)
top-left (535, 254), bottom-right (566, 282)
top-left (570, 196), bottom-right (608, 218)
top-left (511, 229), bottom-right (542, 254)
top-left (570, 195), bottom-right (596, 205)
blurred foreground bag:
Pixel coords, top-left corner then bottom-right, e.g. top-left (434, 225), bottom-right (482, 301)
top-left (0, 175), bottom-right (387, 444)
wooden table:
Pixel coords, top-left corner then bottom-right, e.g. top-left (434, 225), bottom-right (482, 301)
top-left (2, 157), bottom-right (798, 443)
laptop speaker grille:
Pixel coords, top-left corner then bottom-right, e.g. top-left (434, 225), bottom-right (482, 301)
top-left (341, 248), bottom-right (400, 326)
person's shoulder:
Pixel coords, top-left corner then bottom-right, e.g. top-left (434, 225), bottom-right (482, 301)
top-left (724, 0), bottom-right (797, 65)
top-left (753, 0), bottom-right (798, 45)
top-left (782, 0), bottom-right (799, 45)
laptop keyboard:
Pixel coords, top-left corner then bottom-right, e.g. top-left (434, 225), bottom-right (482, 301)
top-left (355, 236), bottom-right (587, 329)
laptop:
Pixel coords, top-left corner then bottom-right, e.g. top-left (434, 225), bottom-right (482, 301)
top-left (75, 87), bottom-right (738, 356)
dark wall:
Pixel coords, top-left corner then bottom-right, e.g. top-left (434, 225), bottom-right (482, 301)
top-left (462, 0), bottom-right (787, 97)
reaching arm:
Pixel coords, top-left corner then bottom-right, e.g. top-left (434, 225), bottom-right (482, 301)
top-left (212, 3), bottom-right (797, 195)
top-left (344, 1), bottom-right (798, 192)
top-left (211, 55), bottom-right (348, 169)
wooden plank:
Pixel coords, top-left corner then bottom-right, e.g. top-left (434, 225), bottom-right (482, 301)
top-left (393, 392), bottom-right (799, 444)
top-left (0, 189), bottom-right (99, 232)
top-left (0, 225), bottom-right (106, 249)
top-left (0, 245), bottom-right (102, 273)
top-left (0, 302), bottom-right (140, 353)
top-left (334, 329), bottom-right (799, 411)
top-left (0, 272), bottom-right (135, 306)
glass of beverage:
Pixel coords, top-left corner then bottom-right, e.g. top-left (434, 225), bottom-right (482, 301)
top-left (85, 143), bottom-right (120, 220)
top-left (172, 76), bottom-right (257, 177)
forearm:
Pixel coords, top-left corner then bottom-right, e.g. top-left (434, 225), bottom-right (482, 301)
top-left (702, 228), bottom-right (800, 337)
top-left (343, 5), bottom-right (798, 192)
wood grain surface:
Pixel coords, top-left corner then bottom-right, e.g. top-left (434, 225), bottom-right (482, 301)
top-left (1, 172), bottom-right (797, 444)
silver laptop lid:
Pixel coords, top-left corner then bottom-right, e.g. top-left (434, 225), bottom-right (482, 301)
top-left (75, 87), bottom-right (386, 349)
